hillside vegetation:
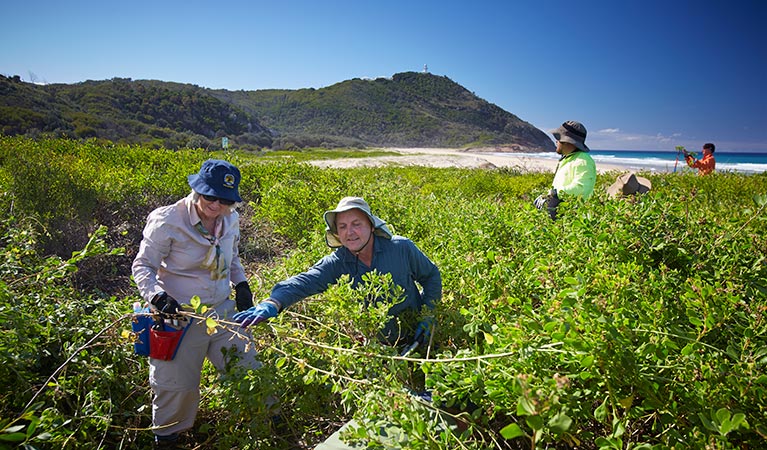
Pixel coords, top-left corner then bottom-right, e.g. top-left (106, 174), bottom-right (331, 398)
top-left (207, 72), bottom-right (553, 151)
top-left (0, 136), bottom-right (765, 449)
top-left (0, 72), bottom-right (554, 152)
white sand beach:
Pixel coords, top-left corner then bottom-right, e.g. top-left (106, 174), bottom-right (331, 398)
top-left (307, 147), bottom-right (626, 173)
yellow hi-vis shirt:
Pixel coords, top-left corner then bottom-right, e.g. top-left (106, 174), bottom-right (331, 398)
top-left (552, 151), bottom-right (597, 200)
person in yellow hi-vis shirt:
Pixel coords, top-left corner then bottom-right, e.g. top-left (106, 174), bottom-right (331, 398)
top-left (534, 120), bottom-right (596, 219)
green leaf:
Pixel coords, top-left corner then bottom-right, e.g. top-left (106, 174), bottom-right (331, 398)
top-left (0, 433), bottom-right (26, 442)
top-left (746, 344), bottom-right (767, 360)
top-left (499, 423), bottom-right (525, 439)
top-left (564, 276), bottom-right (579, 286)
top-left (730, 413), bottom-right (748, 431)
top-left (595, 436), bottom-right (623, 449)
top-left (525, 415), bottom-right (543, 431)
top-left (25, 417), bottom-right (39, 439)
top-left (618, 394), bottom-right (633, 410)
top-left (517, 396), bottom-right (536, 416)
top-left (715, 407), bottom-right (730, 424)
top-left (719, 418), bottom-right (733, 435)
top-left (612, 418), bottom-right (626, 438)
top-left (548, 412), bottom-right (572, 434)
top-left (595, 397), bottom-right (608, 422)
top-left (205, 317), bottom-right (218, 335)
top-left (595, 437), bottom-right (610, 447)
top-left (687, 312), bottom-right (703, 327)
top-left (698, 412), bottom-right (717, 432)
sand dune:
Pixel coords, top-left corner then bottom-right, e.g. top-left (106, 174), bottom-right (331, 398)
top-left (307, 147), bottom-right (625, 173)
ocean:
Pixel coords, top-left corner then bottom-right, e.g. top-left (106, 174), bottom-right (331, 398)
top-left (495, 150), bottom-right (767, 174)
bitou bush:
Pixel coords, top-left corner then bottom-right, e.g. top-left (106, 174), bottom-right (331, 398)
top-left (0, 136), bottom-right (765, 449)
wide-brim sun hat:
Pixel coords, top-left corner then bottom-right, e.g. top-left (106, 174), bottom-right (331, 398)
top-left (323, 197), bottom-right (393, 248)
top-left (550, 120), bottom-right (590, 152)
top-left (606, 172), bottom-right (652, 198)
top-left (187, 159), bottom-right (242, 203)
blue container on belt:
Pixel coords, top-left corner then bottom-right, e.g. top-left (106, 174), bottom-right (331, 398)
top-left (132, 302), bottom-right (152, 356)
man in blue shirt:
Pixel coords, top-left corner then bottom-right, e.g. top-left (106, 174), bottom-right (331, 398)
top-left (233, 196), bottom-right (441, 346)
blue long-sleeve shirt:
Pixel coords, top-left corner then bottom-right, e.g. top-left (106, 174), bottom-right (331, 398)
top-left (271, 235), bottom-right (442, 319)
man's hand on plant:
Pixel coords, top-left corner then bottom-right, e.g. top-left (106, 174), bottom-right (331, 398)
top-left (232, 299), bottom-right (280, 328)
top-left (414, 316), bottom-right (435, 344)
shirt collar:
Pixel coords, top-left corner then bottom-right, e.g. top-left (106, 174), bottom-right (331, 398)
top-left (186, 193), bottom-right (202, 224)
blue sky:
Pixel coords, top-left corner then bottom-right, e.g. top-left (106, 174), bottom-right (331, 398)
top-left (1, 0), bottom-right (765, 152)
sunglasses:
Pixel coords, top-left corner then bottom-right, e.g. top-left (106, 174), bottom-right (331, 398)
top-left (201, 194), bottom-right (235, 206)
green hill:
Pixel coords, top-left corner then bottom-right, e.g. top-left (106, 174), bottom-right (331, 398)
top-left (0, 72), bottom-right (554, 151)
top-left (0, 75), bottom-right (272, 149)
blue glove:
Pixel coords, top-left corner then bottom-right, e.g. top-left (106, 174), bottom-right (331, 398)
top-left (414, 317), bottom-right (435, 344)
top-left (232, 301), bottom-right (279, 328)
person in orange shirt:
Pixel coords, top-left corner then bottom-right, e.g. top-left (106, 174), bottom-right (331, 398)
top-left (685, 143), bottom-right (716, 175)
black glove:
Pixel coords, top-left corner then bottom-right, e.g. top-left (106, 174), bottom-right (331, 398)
top-left (547, 189), bottom-right (561, 220)
top-left (235, 281), bottom-right (254, 312)
top-left (150, 291), bottom-right (180, 316)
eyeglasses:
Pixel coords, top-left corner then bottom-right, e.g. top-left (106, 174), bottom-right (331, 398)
top-left (201, 194), bottom-right (235, 206)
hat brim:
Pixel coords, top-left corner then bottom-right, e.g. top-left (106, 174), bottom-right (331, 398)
top-left (635, 176), bottom-right (652, 193)
top-left (551, 131), bottom-right (590, 152)
top-left (606, 181), bottom-right (624, 198)
top-left (607, 175), bottom-right (652, 198)
top-left (188, 174), bottom-right (242, 203)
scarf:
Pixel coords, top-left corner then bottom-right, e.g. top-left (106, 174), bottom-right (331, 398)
top-left (195, 219), bottom-right (228, 280)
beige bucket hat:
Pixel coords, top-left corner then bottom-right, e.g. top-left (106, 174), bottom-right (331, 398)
top-left (550, 120), bottom-right (590, 152)
top-left (607, 172), bottom-right (652, 198)
top-left (323, 197), bottom-right (393, 248)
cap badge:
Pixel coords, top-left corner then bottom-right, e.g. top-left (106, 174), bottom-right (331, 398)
top-left (223, 173), bottom-right (235, 189)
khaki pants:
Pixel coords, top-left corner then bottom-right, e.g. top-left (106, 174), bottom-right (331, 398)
top-left (149, 299), bottom-right (261, 437)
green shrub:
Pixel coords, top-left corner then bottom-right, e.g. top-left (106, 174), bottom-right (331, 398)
top-left (0, 136), bottom-right (765, 449)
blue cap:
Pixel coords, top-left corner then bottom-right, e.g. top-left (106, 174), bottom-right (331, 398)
top-left (187, 159), bottom-right (242, 202)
